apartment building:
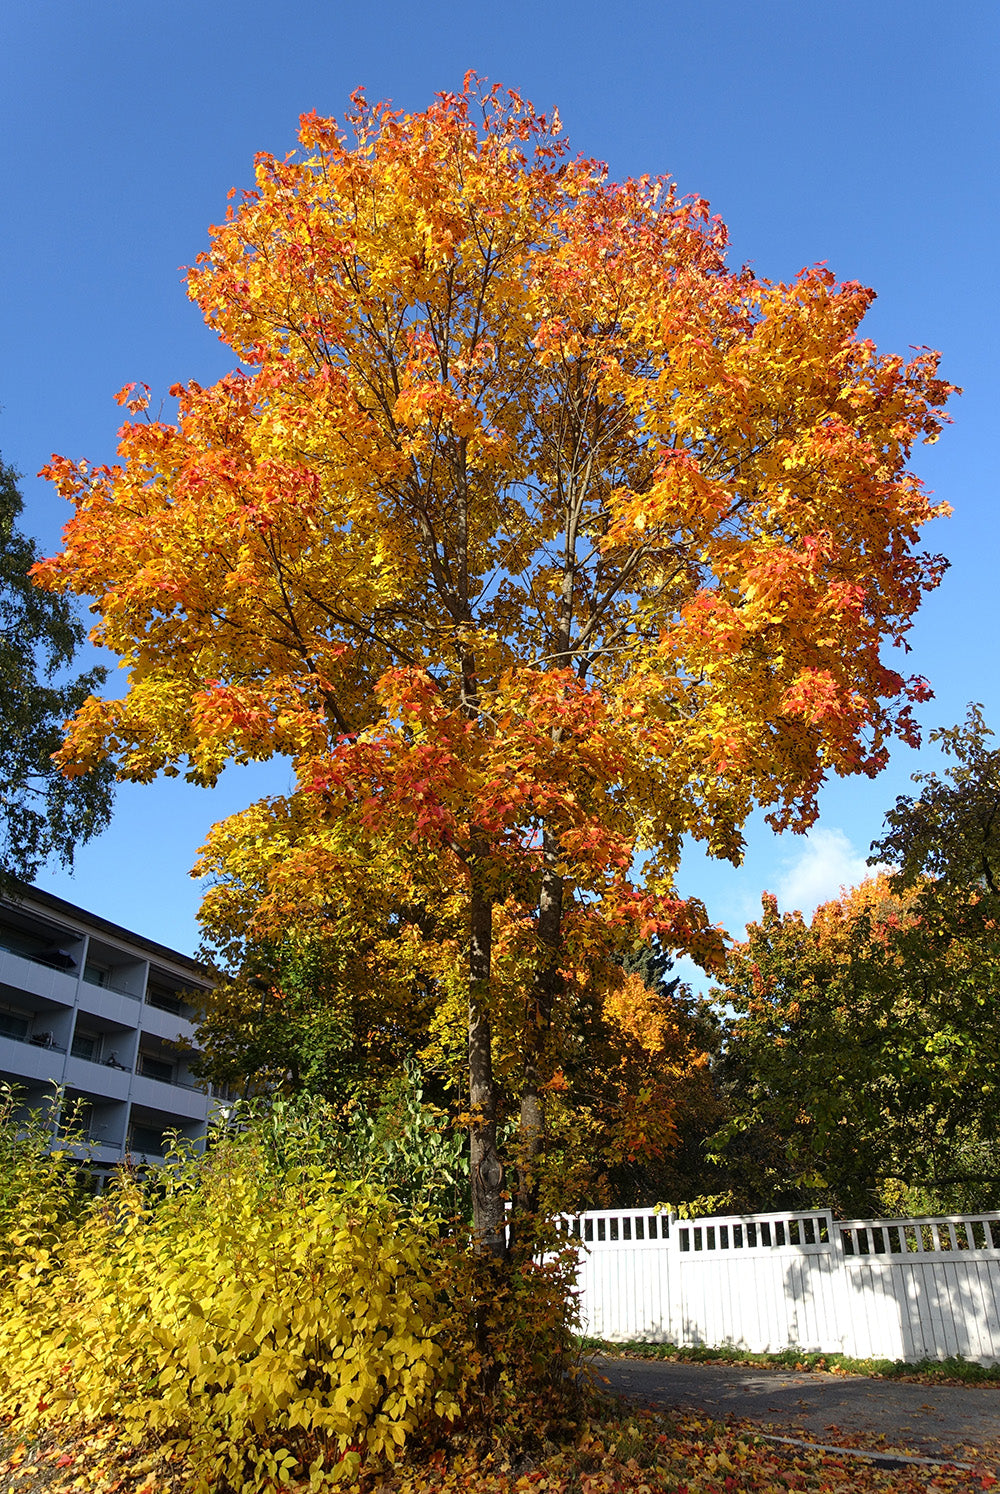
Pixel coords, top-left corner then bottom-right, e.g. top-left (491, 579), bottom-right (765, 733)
top-left (0, 881), bottom-right (214, 1176)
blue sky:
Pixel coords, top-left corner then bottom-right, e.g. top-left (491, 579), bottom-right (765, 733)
top-left (1, 1), bottom-right (997, 961)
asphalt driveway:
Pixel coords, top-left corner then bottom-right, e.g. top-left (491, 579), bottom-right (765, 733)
top-left (591, 1354), bottom-right (1000, 1470)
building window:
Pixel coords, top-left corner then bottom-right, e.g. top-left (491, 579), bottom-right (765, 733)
top-left (0, 1010), bottom-right (30, 1041)
top-left (71, 1030), bottom-right (100, 1062)
top-left (0, 924), bottom-right (76, 971)
top-left (128, 1125), bottom-right (165, 1155)
top-left (139, 1054), bottom-right (174, 1084)
top-left (146, 984), bottom-right (186, 1015)
top-left (84, 961), bottom-right (134, 997)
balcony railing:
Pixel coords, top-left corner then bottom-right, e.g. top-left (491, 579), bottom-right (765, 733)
top-left (135, 1057), bottom-right (202, 1091)
top-left (127, 1129), bottom-right (167, 1156)
top-left (69, 1049), bottom-right (130, 1071)
top-left (145, 990), bottom-right (188, 1015)
top-left (82, 973), bottom-right (139, 999)
top-left (0, 1029), bottom-right (67, 1054)
top-left (0, 937), bottom-right (77, 973)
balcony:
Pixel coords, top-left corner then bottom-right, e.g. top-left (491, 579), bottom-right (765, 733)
top-left (58, 1139), bottom-right (126, 1167)
top-left (129, 1071), bottom-right (208, 1122)
top-left (145, 986), bottom-right (187, 1015)
top-left (138, 1000), bottom-right (197, 1042)
top-left (0, 1031), bottom-right (67, 1084)
top-left (76, 983), bottom-right (143, 1026)
top-left (82, 973), bottom-right (137, 998)
top-left (127, 1106), bottom-right (206, 1159)
top-left (127, 1124), bottom-right (169, 1157)
top-left (62, 1055), bottom-right (131, 1102)
top-left (0, 926), bottom-right (79, 972)
top-left (82, 944), bottom-right (145, 1002)
top-left (0, 947), bottom-right (78, 1006)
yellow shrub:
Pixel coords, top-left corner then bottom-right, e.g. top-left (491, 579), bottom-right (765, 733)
top-left (0, 1146), bottom-right (473, 1491)
top-left (0, 1084), bottom-right (90, 1274)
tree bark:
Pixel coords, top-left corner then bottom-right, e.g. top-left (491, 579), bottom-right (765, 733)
top-left (515, 826), bottom-right (564, 1221)
top-left (468, 854), bottom-right (507, 1259)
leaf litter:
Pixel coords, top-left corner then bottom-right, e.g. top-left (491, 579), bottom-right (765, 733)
top-left (3, 1401), bottom-right (998, 1494)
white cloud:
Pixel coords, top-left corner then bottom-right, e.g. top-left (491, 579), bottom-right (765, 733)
top-left (775, 827), bottom-right (882, 919)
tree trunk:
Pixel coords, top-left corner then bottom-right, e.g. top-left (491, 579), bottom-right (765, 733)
top-left (468, 857), bottom-right (506, 1259)
top-left (516, 826), bottom-right (564, 1221)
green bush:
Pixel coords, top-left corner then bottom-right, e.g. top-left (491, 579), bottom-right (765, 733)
top-left (240, 1062), bottom-right (470, 1220)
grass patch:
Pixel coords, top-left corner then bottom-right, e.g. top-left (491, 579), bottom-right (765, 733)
top-left (579, 1337), bottom-right (1000, 1384)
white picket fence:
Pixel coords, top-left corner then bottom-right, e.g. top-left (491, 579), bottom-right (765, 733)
top-left (557, 1206), bottom-right (1000, 1364)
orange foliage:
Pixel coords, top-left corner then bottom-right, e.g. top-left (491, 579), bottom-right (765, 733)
top-left (599, 972), bottom-right (709, 1164)
top-left (34, 79), bottom-right (954, 1220)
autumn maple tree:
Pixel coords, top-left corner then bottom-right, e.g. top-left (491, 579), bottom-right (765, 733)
top-left (36, 77), bottom-right (954, 1253)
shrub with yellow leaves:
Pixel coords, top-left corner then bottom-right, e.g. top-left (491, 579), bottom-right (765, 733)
top-left (0, 1083), bottom-right (91, 1275)
top-left (0, 1118), bottom-right (581, 1491)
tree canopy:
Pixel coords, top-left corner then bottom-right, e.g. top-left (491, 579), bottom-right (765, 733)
top-left (714, 878), bottom-right (1000, 1212)
top-left (715, 717), bottom-right (1000, 1221)
top-left (35, 78), bottom-right (954, 1247)
top-left (872, 703), bottom-right (1000, 897)
top-left (0, 456), bottom-right (114, 887)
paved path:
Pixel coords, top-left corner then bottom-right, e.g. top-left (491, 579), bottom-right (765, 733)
top-left (591, 1355), bottom-right (1000, 1470)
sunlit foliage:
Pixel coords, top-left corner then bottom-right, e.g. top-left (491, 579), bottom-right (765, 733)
top-left (36, 77), bottom-right (954, 1244)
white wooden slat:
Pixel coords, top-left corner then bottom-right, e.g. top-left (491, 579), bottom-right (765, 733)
top-left (899, 1266), bottom-right (923, 1362)
top-left (982, 1259), bottom-right (1000, 1355)
top-left (952, 1260), bottom-right (980, 1360)
top-left (924, 1256), bottom-right (950, 1358)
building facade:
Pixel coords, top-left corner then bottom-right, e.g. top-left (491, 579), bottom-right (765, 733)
top-left (0, 881), bottom-right (213, 1175)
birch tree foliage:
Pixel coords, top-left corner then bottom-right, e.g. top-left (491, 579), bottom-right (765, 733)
top-left (714, 875), bottom-right (1000, 1214)
top-left (872, 704), bottom-right (1000, 897)
top-left (0, 456), bottom-right (113, 886)
top-left (35, 78), bottom-right (954, 1246)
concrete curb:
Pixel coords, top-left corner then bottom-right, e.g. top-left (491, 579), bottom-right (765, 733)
top-left (752, 1429), bottom-right (981, 1473)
